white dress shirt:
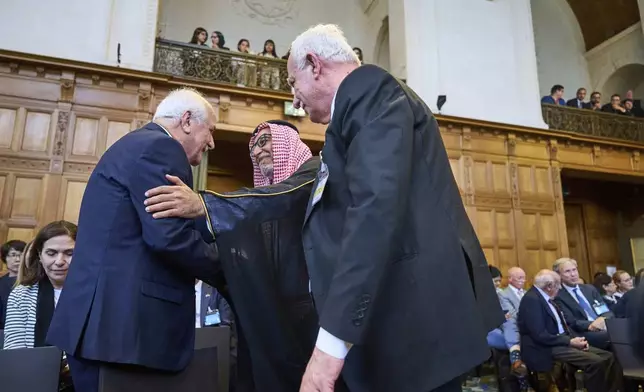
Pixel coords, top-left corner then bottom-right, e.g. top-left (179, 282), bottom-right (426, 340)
top-left (536, 287), bottom-right (565, 334)
top-left (313, 90), bottom-right (354, 359)
top-left (563, 284), bottom-right (594, 321)
top-left (508, 284), bottom-right (524, 299)
top-left (54, 288), bottom-right (62, 307)
top-left (195, 280), bottom-right (203, 328)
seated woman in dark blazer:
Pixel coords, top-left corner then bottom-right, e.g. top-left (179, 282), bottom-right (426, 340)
top-left (593, 273), bottom-right (619, 310)
top-left (3, 220), bottom-right (76, 349)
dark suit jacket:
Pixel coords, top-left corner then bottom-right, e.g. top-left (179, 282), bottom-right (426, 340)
top-left (199, 283), bottom-right (233, 327)
top-left (566, 98), bottom-right (590, 109)
top-left (301, 65), bottom-right (503, 392)
top-left (518, 287), bottom-right (573, 372)
top-left (47, 122), bottom-right (219, 372)
top-left (555, 284), bottom-right (613, 332)
top-left (0, 274), bottom-right (16, 328)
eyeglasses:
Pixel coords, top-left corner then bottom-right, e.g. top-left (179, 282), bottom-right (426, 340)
top-left (250, 134), bottom-right (271, 152)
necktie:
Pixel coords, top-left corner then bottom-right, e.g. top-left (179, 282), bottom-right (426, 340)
top-left (573, 287), bottom-right (597, 320)
top-left (549, 299), bottom-right (570, 335)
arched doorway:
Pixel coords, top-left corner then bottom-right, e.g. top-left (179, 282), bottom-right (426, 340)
top-left (373, 16), bottom-right (390, 71)
top-left (600, 63), bottom-right (644, 98)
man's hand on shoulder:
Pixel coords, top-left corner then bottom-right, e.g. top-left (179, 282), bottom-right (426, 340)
top-left (144, 174), bottom-right (205, 219)
top-left (300, 347), bottom-right (344, 392)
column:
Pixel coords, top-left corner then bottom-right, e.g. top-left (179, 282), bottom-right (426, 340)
top-left (402, 0), bottom-right (547, 129)
top-left (106, 0), bottom-right (160, 71)
top-left (388, 0), bottom-right (407, 79)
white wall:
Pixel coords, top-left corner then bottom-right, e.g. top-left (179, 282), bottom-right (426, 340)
top-left (530, 0), bottom-right (591, 98)
top-left (158, 0), bottom-right (376, 63)
top-left (0, 0), bottom-right (158, 71)
top-left (404, 0), bottom-right (546, 129)
top-left (585, 23), bottom-right (644, 97)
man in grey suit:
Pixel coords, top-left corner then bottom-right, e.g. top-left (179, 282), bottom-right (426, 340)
top-left (499, 267), bottom-right (527, 319)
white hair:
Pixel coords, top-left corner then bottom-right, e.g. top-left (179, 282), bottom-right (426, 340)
top-left (290, 24), bottom-right (360, 70)
top-left (552, 257), bottom-right (577, 274)
top-left (153, 87), bottom-right (213, 123)
top-left (533, 270), bottom-right (560, 290)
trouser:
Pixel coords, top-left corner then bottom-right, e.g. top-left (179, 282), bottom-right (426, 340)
top-left (550, 345), bottom-right (621, 392)
top-left (66, 354), bottom-right (100, 392)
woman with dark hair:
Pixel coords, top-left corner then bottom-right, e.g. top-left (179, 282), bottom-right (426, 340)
top-left (0, 239), bottom-right (26, 327)
top-left (211, 30), bottom-right (230, 50)
top-left (234, 38), bottom-right (256, 87)
top-left (353, 47), bottom-right (363, 64)
top-left (259, 39), bottom-right (280, 90)
top-left (4, 221), bottom-right (77, 349)
top-left (189, 27), bottom-right (208, 46)
top-left (593, 273), bottom-right (618, 310)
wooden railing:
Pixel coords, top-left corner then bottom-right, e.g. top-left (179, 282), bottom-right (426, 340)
top-left (153, 39), bottom-right (290, 93)
top-left (542, 104), bottom-right (644, 144)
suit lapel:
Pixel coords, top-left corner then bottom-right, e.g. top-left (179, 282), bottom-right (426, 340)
top-left (538, 292), bottom-right (558, 324)
top-left (508, 288), bottom-right (520, 309)
top-left (559, 288), bottom-right (584, 315)
top-left (302, 146), bottom-right (328, 228)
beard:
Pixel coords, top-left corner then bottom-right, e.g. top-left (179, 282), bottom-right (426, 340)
top-left (259, 162), bottom-right (274, 180)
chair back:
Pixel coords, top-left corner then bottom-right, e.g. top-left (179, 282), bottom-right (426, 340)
top-left (99, 326), bottom-right (230, 392)
top-left (0, 346), bottom-right (62, 391)
top-left (606, 318), bottom-right (644, 375)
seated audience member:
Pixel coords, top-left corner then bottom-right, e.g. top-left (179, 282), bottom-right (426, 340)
top-left (588, 91), bottom-right (602, 111)
top-left (189, 27), bottom-right (208, 46)
top-left (195, 279), bottom-right (234, 329)
top-left (499, 267), bottom-right (527, 319)
top-left (541, 85), bottom-right (566, 105)
top-left (553, 258), bottom-right (613, 350)
top-left (566, 88), bottom-right (589, 109)
top-left (613, 268), bottom-right (644, 318)
top-left (613, 269), bottom-right (633, 299)
top-left (3, 220), bottom-right (76, 349)
top-left (623, 99), bottom-right (636, 116)
top-left (352, 47), bottom-right (363, 64)
top-left (0, 239), bottom-right (26, 327)
top-left (212, 31), bottom-right (230, 50)
top-left (593, 273), bottom-right (618, 310)
top-left (487, 267), bottom-right (530, 390)
top-left (518, 270), bottom-right (620, 392)
top-left (601, 94), bottom-right (627, 114)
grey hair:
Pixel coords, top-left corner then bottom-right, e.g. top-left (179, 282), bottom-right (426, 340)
top-left (552, 257), bottom-right (577, 274)
top-left (290, 24), bottom-right (360, 70)
top-left (153, 87), bottom-right (213, 123)
top-left (534, 270), bottom-right (561, 290)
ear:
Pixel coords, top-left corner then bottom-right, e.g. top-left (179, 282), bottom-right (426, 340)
top-left (180, 111), bottom-right (192, 133)
top-left (307, 53), bottom-right (322, 80)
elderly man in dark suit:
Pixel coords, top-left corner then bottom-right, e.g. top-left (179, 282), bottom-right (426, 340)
top-left (46, 87), bottom-right (219, 392)
top-left (518, 269), bottom-right (619, 392)
top-left (552, 257), bottom-right (613, 349)
top-left (285, 24), bottom-right (502, 392)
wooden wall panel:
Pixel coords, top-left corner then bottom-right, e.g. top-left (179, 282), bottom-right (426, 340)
top-left (22, 111), bottom-right (51, 152)
top-left (59, 178), bottom-right (88, 224)
top-left (0, 108), bottom-right (16, 148)
top-left (10, 176), bottom-right (43, 220)
top-left (71, 117), bottom-right (99, 157)
top-left (106, 121), bottom-right (130, 150)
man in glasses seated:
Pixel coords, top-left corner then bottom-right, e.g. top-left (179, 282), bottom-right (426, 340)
top-left (144, 120), bottom-right (319, 392)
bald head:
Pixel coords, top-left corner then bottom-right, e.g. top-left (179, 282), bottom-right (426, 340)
top-left (507, 267), bottom-right (526, 290)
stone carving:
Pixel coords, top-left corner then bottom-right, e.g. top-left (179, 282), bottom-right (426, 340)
top-left (54, 112), bottom-right (70, 156)
top-left (64, 162), bottom-right (96, 174)
top-left (60, 79), bottom-right (75, 102)
top-left (509, 162), bottom-right (520, 209)
top-left (0, 157), bottom-right (49, 172)
top-left (230, 0), bottom-right (299, 25)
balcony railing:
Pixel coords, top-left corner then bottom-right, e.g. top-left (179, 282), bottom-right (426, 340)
top-left (542, 104), bottom-right (644, 144)
top-left (153, 39), bottom-right (290, 93)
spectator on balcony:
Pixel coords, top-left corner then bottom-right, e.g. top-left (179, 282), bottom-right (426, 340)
top-left (541, 85), bottom-right (566, 105)
top-left (234, 38), bottom-right (257, 87)
top-left (566, 88), bottom-right (589, 109)
top-left (589, 91), bottom-right (602, 111)
top-left (601, 94), bottom-right (627, 115)
top-left (259, 39), bottom-right (280, 90)
top-left (353, 47), bottom-right (363, 64)
top-left (189, 27), bottom-right (208, 46)
top-left (210, 31), bottom-right (229, 50)
top-left (622, 99), bottom-right (636, 117)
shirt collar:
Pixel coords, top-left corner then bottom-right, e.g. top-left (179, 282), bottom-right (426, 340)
top-left (155, 122), bottom-right (173, 139)
top-left (509, 284), bottom-right (523, 297)
top-left (563, 284), bottom-right (579, 295)
top-left (535, 287), bottom-right (553, 302)
top-left (330, 90), bottom-right (338, 121)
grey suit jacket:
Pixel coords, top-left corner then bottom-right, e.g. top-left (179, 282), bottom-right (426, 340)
top-left (499, 286), bottom-right (523, 318)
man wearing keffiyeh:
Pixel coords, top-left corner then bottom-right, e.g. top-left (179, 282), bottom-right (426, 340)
top-left (143, 119), bottom-right (322, 392)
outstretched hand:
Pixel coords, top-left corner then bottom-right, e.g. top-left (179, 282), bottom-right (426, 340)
top-left (144, 174), bottom-right (205, 219)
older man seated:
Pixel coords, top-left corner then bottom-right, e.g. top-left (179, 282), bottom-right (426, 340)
top-left (552, 258), bottom-right (613, 349)
top-left (518, 270), bottom-right (620, 392)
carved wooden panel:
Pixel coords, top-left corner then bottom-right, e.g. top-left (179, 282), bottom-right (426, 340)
top-left (583, 202), bottom-right (619, 276)
top-left (9, 175), bottom-right (43, 221)
top-left (22, 111), bottom-right (51, 152)
top-left (6, 227), bottom-right (35, 243)
top-left (106, 121), bottom-right (131, 151)
top-left (71, 117), bottom-right (99, 157)
top-left (58, 177), bottom-right (88, 224)
top-left (0, 108), bottom-right (16, 149)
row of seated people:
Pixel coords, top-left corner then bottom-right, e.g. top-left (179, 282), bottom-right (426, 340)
top-left (592, 269), bottom-right (644, 317)
top-left (176, 27), bottom-right (364, 90)
top-left (0, 222), bottom-right (236, 391)
top-left (487, 258), bottom-right (640, 392)
top-left (541, 85), bottom-right (644, 117)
